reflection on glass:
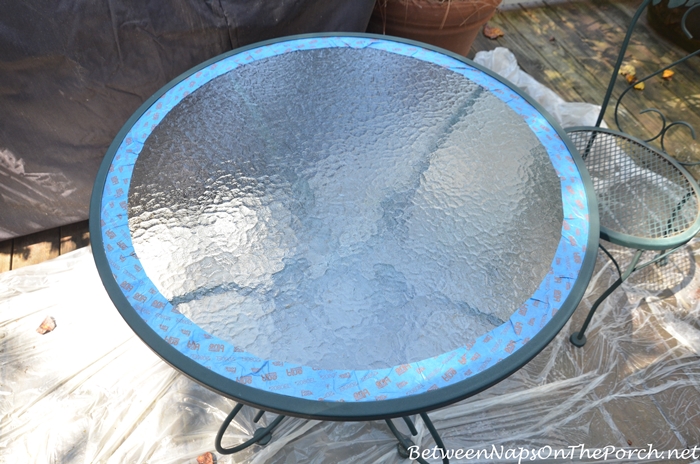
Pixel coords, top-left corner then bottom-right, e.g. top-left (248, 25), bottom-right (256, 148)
top-left (129, 48), bottom-right (563, 370)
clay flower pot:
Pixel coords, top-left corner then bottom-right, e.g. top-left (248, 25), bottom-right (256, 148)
top-left (367, 0), bottom-right (502, 56)
top-left (647, 0), bottom-right (700, 54)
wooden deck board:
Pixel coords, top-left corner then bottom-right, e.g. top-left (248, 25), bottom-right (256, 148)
top-left (60, 220), bottom-right (90, 255)
top-left (472, 4), bottom-right (632, 126)
top-left (10, 228), bottom-right (61, 270)
top-left (471, 0), bottom-right (700, 166)
top-left (541, 0), bottom-right (700, 164)
top-left (535, 2), bottom-right (670, 138)
top-left (605, 0), bottom-right (700, 85)
top-left (507, 4), bottom-right (622, 109)
top-left (471, 8), bottom-right (601, 105)
top-left (578, 1), bottom-right (700, 121)
top-left (0, 220), bottom-right (90, 273)
top-left (0, 239), bottom-right (11, 273)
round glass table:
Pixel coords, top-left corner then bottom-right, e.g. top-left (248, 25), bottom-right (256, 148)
top-left (90, 33), bottom-right (599, 460)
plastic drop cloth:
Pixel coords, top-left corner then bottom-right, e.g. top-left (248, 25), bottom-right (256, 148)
top-left (3, 48), bottom-right (700, 463)
top-left (473, 47), bottom-right (604, 129)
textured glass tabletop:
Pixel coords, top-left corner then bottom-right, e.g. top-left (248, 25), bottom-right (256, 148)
top-left (93, 36), bottom-right (593, 411)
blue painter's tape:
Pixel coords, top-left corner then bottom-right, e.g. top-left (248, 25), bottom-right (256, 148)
top-left (100, 36), bottom-right (590, 403)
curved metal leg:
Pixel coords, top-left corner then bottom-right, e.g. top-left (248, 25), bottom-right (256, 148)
top-left (572, 242), bottom-right (695, 346)
top-left (599, 244), bottom-right (622, 279)
top-left (571, 249), bottom-right (644, 347)
top-left (386, 418), bottom-right (424, 462)
top-left (215, 403), bottom-right (286, 455)
top-left (403, 416), bottom-right (418, 436)
top-left (421, 412), bottom-right (449, 464)
top-left (386, 414), bottom-right (449, 463)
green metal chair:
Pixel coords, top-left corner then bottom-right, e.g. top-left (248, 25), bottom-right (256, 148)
top-left (567, 0), bottom-right (700, 347)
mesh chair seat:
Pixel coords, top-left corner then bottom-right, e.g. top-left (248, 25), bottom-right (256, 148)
top-left (566, 127), bottom-right (700, 347)
top-left (563, 0), bottom-right (699, 348)
top-left (567, 127), bottom-right (700, 251)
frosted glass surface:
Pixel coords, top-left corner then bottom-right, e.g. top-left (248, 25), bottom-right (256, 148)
top-left (128, 47), bottom-right (563, 370)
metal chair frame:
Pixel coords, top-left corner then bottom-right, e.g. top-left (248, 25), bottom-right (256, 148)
top-left (569, 0), bottom-right (700, 347)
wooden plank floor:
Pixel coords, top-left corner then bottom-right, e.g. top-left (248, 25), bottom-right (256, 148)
top-left (470, 0), bottom-right (700, 171)
top-left (1, 0), bottom-right (698, 274)
top-left (0, 220), bottom-right (90, 273)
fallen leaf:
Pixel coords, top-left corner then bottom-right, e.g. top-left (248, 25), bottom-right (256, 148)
top-left (662, 69), bottom-right (675, 79)
top-left (197, 452), bottom-right (215, 464)
top-left (625, 74), bottom-right (638, 84)
top-left (634, 81), bottom-right (645, 90)
top-left (36, 316), bottom-right (56, 335)
top-left (619, 64), bottom-right (636, 77)
top-left (483, 24), bottom-right (504, 40)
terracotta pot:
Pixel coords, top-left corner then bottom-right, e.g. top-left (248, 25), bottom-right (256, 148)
top-left (647, 0), bottom-right (700, 54)
top-left (367, 0), bottom-right (501, 56)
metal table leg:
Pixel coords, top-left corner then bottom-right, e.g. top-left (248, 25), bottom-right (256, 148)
top-left (386, 413), bottom-right (449, 463)
top-left (215, 403), bottom-right (286, 455)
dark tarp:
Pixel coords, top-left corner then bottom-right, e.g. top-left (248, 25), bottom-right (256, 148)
top-left (0, 0), bottom-right (375, 240)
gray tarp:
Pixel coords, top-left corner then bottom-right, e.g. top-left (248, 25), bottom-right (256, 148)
top-left (0, 0), bottom-right (375, 240)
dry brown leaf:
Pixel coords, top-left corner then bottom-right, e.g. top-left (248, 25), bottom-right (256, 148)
top-left (483, 24), bottom-right (504, 40)
top-left (36, 316), bottom-right (56, 334)
top-left (196, 452), bottom-right (215, 464)
top-left (634, 81), bottom-right (645, 90)
top-left (662, 69), bottom-right (675, 80)
top-left (620, 63), bottom-right (638, 86)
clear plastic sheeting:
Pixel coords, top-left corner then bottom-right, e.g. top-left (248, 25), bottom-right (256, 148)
top-left (3, 48), bottom-right (700, 463)
top-left (473, 47), bottom-right (603, 129)
top-left (3, 242), bottom-right (700, 462)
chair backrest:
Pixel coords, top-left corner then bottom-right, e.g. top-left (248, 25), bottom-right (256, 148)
top-left (595, 0), bottom-right (700, 156)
